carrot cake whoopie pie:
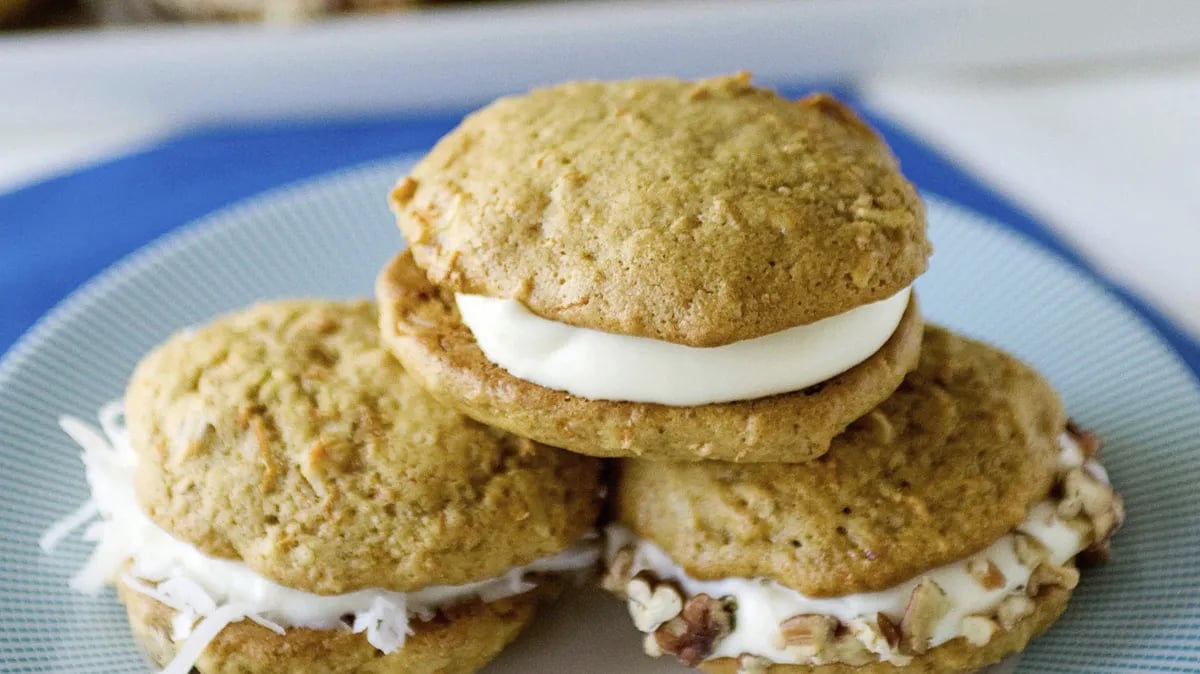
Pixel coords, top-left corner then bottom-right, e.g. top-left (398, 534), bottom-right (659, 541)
top-left (378, 73), bottom-right (931, 463)
top-left (602, 326), bottom-right (1123, 672)
top-left (58, 300), bottom-right (603, 674)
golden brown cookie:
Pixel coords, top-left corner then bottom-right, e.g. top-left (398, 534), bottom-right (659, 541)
top-left (391, 74), bottom-right (929, 347)
top-left (119, 578), bottom-right (540, 674)
top-left (614, 326), bottom-right (1065, 596)
top-left (377, 251), bottom-right (923, 463)
top-left (125, 299), bottom-right (602, 595)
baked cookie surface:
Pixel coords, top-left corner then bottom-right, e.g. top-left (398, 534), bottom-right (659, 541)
top-left (119, 579), bottom-right (539, 674)
top-left (125, 299), bottom-right (602, 595)
top-left (391, 74), bottom-right (929, 346)
top-left (376, 251), bottom-right (923, 462)
top-left (614, 325), bottom-right (1065, 595)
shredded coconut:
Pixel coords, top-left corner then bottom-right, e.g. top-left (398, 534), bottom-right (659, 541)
top-left (353, 596), bottom-right (411, 653)
top-left (39, 500), bottom-right (97, 553)
top-left (163, 603), bottom-right (252, 674)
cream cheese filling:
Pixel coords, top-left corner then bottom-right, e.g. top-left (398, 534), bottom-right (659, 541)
top-left (607, 434), bottom-right (1111, 665)
top-left (455, 287), bottom-right (912, 406)
top-left (43, 402), bottom-right (598, 674)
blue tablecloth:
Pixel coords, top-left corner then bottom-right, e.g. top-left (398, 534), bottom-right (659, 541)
top-left (2, 88), bottom-right (1197, 379)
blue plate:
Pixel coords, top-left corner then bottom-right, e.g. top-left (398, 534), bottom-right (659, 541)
top-left (1, 159), bottom-right (1198, 673)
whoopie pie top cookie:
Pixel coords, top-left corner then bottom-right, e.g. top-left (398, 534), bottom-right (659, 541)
top-left (379, 75), bottom-right (930, 463)
top-left (392, 73), bottom-right (929, 346)
top-left (125, 299), bottom-right (602, 595)
top-left (604, 326), bottom-right (1124, 670)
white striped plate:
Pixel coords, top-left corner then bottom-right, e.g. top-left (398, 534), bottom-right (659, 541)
top-left (2, 158), bottom-right (1197, 673)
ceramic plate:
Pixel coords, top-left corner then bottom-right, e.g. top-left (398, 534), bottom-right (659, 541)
top-left (2, 158), bottom-right (1198, 673)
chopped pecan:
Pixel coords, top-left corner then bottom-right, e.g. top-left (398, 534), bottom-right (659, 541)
top-left (849, 613), bottom-right (911, 665)
top-left (855, 613), bottom-right (900, 650)
top-left (1013, 534), bottom-right (1050, 567)
top-left (900, 579), bottom-right (951, 654)
top-left (1065, 420), bottom-right (1102, 458)
top-left (779, 614), bottom-right (837, 657)
top-left (1027, 562), bottom-right (1080, 596)
top-left (1096, 491), bottom-right (1126, 544)
top-left (627, 575), bottom-right (683, 632)
top-left (653, 594), bottom-right (736, 667)
top-left (996, 595), bottom-right (1036, 630)
top-left (967, 558), bottom-right (1006, 590)
top-left (736, 654), bottom-right (772, 674)
top-left (601, 546), bottom-right (635, 595)
top-left (1058, 468), bottom-right (1125, 542)
top-left (826, 626), bottom-right (876, 666)
top-left (1076, 539), bottom-right (1113, 567)
top-left (961, 615), bottom-right (1000, 646)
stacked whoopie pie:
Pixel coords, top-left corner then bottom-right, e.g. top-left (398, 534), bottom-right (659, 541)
top-left (378, 74), bottom-right (1125, 673)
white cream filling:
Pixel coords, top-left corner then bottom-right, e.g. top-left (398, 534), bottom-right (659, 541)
top-left (607, 434), bottom-right (1098, 665)
top-left (455, 287), bottom-right (912, 406)
top-left (42, 402), bottom-right (598, 674)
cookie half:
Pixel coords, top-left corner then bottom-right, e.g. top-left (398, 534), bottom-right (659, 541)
top-left (67, 299), bottom-right (602, 674)
top-left (380, 74), bottom-right (930, 462)
top-left (603, 326), bottom-right (1124, 670)
top-left (121, 580), bottom-right (540, 674)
